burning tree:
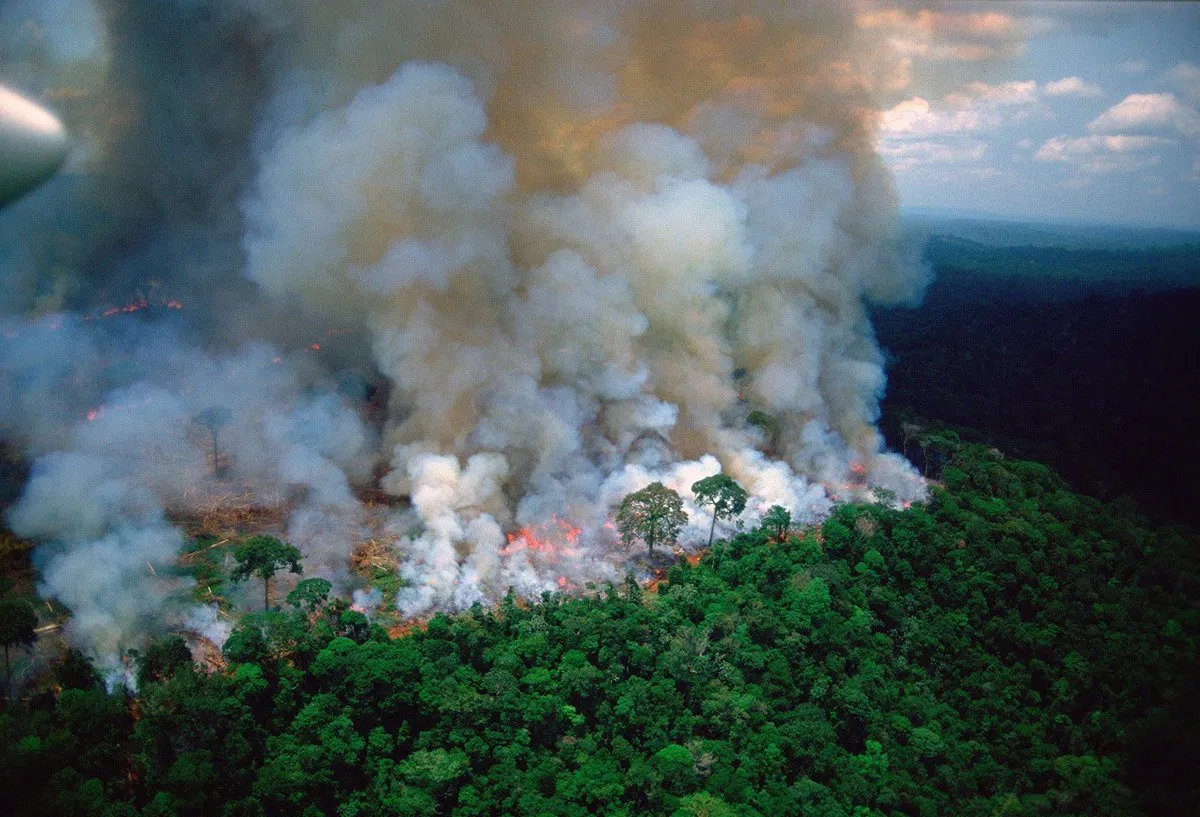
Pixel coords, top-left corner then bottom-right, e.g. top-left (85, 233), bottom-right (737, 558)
top-left (231, 535), bottom-right (303, 611)
top-left (690, 473), bottom-right (747, 549)
top-left (617, 482), bottom-right (687, 558)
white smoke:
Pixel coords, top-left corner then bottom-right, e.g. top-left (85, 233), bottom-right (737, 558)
top-left (182, 603), bottom-right (233, 652)
top-left (1, 1), bottom-right (936, 658)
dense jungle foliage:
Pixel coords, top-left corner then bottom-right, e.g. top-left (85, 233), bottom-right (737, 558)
top-left (2, 439), bottom-right (1196, 817)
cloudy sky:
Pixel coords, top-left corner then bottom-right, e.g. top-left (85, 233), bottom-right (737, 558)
top-left (2, 1), bottom-right (1197, 230)
top-left (871, 1), bottom-right (1200, 229)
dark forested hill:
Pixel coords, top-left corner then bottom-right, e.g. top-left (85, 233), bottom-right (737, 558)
top-left (3, 441), bottom-right (1196, 816)
top-left (874, 251), bottom-right (1200, 527)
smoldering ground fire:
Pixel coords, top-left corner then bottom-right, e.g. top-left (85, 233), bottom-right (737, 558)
top-left (1, 0), bottom-right (930, 679)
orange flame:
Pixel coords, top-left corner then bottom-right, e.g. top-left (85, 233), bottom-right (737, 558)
top-left (502, 515), bottom-right (582, 558)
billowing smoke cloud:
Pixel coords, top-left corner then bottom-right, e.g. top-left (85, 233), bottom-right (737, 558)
top-left (2, 0), bottom-right (934, 669)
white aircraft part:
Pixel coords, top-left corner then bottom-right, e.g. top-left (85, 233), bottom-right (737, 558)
top-left (0, 85), bottom-right (69, 206)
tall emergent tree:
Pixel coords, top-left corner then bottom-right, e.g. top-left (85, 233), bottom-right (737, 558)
top-left (0, 596), bottom-right (37, 691)
top-left (231, 535), bottom-right (303, 611)
top-left (691, 473), bottom-right (748, 549)
top-left (617, 482), bottom-right (687, 557)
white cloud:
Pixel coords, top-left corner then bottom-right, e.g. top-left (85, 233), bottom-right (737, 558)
top-left (1088, 93), bottom-right (1200, 138)
top-left (878, 137), bottom-right (987, 170)
top-left (957, 80), bottom-right (1039, 105)
top-left (1037, 134), bottom-right (1166, 160)
top-left (879, 97), bottom-right (980, 137)
top-left (1036, 134), bottom-right (1165, 174)
top-left (877, 79), bottom-right (1042, 173)
top-left (1044, 76), bottom-right (1102, 98)
top-left (880, 80), bottom-right (1040, 138)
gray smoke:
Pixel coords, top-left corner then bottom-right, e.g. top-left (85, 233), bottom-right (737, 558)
top-left (2, 0), bottom-right (932, 670)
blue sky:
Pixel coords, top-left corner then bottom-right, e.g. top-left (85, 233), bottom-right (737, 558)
top-left (870, 2), bottom-right (1200, 229)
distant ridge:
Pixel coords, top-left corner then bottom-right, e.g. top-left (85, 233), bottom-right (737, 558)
top-left (901, 208), bottom-right (1200, 251)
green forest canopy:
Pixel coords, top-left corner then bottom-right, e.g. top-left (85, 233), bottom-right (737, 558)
top-left (1, 440), bottom-right (1196, 817)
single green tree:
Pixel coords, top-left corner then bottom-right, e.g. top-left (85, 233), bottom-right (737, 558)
top-left (231, 535), bottom-right (303, 611)
top-left (651, 743), bottom-right (697, 795)
top-left (673, 792), bottom-right (739, 817)
top-left (0, 596), bottom-right (37, 690)
top-left (136, 635), bottom-right (193, 687)
top-left (691, 473), bottom-right (748, 549)
top-left (916, 428), bottom-right (961, 478)
top-left (763, 505), bottom-right (791, 541)
top-left (617, 482), bottom-right (687, 557)
top-left (337, 610), bottom-right (370, 644)
top-left (55, 647), bottom-right (101, 690)
top-left (222, 621), bottom-right (267, 664)
top-left (287, 577), bottom-right (333, 616)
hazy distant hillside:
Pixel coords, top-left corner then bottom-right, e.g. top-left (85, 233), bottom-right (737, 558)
top-left (898, 215), bottom-right (1200, 304)
top-left (902, 212), bottom-right (1200, 251)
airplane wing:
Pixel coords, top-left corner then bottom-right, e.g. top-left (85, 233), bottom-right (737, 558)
top-left (0, 85), bottom-right (69, 207)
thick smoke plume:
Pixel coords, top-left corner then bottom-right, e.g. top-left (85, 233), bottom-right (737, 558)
top-left (1, 0), bottom-right (929, 671)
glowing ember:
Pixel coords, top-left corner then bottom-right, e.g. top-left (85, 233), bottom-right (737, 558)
top-left (90, 295), bottom-right (183, 320)
top-left (310, 343), bottom-right (321, 351)
top-left (556, 576), bottom-right (569, 589)
top-left (3, 296), bottom-right (186, 343)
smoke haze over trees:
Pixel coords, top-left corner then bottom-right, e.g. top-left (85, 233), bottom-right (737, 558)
top-left (1, 0), bottom-right (933, 669)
